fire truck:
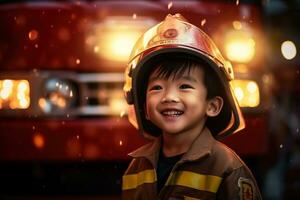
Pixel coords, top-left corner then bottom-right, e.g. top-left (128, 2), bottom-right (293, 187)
top-left (0, 1), bottom-right (271, 199)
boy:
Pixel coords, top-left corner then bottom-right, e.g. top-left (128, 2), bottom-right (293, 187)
top-left (122, 14), bottom-right (262, 199)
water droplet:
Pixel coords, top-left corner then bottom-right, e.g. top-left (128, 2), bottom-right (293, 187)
top-left (28, 29), bottom-right (39, 41)
top-left (76, 59), bottom-right (80, 64)
top-left (201, 19), bottom-right (206, 26)
top-left (280, 144), bottom-right (283, 149)
top-left (119, 140), bottom-right (123, 146)
top-left (120, 110), bottom-right (126, 118)
top-left (76, 135), bottom-right (80, 139)
top-left (168, 2), bottom-right (173, 10)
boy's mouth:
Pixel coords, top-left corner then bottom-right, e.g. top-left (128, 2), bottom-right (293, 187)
top-left (161, 109), bottom-right (184, 117)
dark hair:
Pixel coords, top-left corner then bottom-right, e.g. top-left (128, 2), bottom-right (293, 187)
top-left (148, 56), bottom-right (222, 100)
top-left (139, 53), bottom-right (231, 135)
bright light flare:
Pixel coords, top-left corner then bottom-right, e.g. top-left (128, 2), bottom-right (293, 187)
top-left (225, 30), bottom-right (255, 63)
top-left (98, 31), bottom-right (142, 62)
top-left (88, 17), bottom-right (156, 62)
top-left (231, 80), bottom-right (260, 107)
top-left (0, 79), bottom-right (30, 109)
top-left (281, 40), bottom-right (297, 60)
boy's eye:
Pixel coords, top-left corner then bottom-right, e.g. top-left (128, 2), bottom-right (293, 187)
top-left (149, 85), bottom-right (162, 91)
top-left (179, 84), bottom-right (193, 89)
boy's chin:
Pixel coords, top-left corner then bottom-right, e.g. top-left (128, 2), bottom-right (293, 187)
top-left (162, 128), bottom-right (185, 136)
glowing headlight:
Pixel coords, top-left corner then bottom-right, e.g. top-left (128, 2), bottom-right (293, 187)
top-left (39, 79), bottom-right (77, 113)
top-left (231, 80), bottom-right (260, 107)
top-left (224, 30), bottom-right (255, 63)
top-left (0, 79), bottom-right (30, 109)
top-left (87, 16), bottom-right (156, 62)
top-left (281, 40), bottom-right (297, 60)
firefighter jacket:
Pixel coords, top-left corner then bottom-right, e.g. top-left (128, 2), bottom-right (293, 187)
top-left (122, 127), bottom-right (262, 200)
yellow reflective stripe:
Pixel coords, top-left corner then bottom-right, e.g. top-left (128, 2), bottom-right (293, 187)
top-left (166, 171), bottom-right (222, 193)
top-left (122, 169), bottom-right (156, 190)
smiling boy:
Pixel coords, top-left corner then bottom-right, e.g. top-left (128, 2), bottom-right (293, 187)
top-left (122, 14), bottom-right (262, 200)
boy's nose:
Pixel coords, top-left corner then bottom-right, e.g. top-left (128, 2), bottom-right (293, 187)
top-left (161, 89), bottom-right (179, 103)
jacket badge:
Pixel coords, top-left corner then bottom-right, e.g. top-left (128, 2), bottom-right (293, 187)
top-left (238, 177), bottom-right (254, 200)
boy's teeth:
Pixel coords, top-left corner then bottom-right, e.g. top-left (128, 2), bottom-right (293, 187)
top-left (162, 110), bottom-right (183, 116)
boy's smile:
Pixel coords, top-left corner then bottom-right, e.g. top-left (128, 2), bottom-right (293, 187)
top-left (160, 107), bottom-right (184, 122)
top-left (146, 67), bottom-right (210, 136)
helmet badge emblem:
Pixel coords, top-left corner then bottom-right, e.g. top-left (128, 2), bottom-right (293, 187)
top-left (163, 28), bottom-right (178, 39)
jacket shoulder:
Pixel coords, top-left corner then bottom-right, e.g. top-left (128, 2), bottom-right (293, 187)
top-left (212, 141), bottom-right (246, 172)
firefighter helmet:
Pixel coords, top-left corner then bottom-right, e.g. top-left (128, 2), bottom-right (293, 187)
top-left (124, 14), bottom-right (245, 139)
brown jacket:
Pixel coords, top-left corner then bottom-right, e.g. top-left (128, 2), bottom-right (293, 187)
top-left (122, 128), bottom-right (262, 200)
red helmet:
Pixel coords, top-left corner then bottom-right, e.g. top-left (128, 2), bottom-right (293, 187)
top-left (124, 14), bottom-right (245, 139)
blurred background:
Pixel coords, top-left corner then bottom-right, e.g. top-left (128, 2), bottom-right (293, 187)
top-left (0, 0), bottom-right (299, 199)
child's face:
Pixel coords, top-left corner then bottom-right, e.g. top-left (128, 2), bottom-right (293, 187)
top-left (146, 67), bottom-right (211, 135)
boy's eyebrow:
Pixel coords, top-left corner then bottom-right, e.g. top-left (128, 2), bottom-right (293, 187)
top-left (181, 76), bottom-right (198, 83)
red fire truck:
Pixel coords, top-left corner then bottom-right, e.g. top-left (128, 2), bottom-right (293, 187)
top-left (0, 1), bottom-right (271, 199)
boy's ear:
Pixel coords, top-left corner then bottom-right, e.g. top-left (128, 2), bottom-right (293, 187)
top-left (206, 96), bottom-right (223, 117)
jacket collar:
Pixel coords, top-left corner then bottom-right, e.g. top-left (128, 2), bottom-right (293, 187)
top-left (129, 127), bottom-right (215, 166)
